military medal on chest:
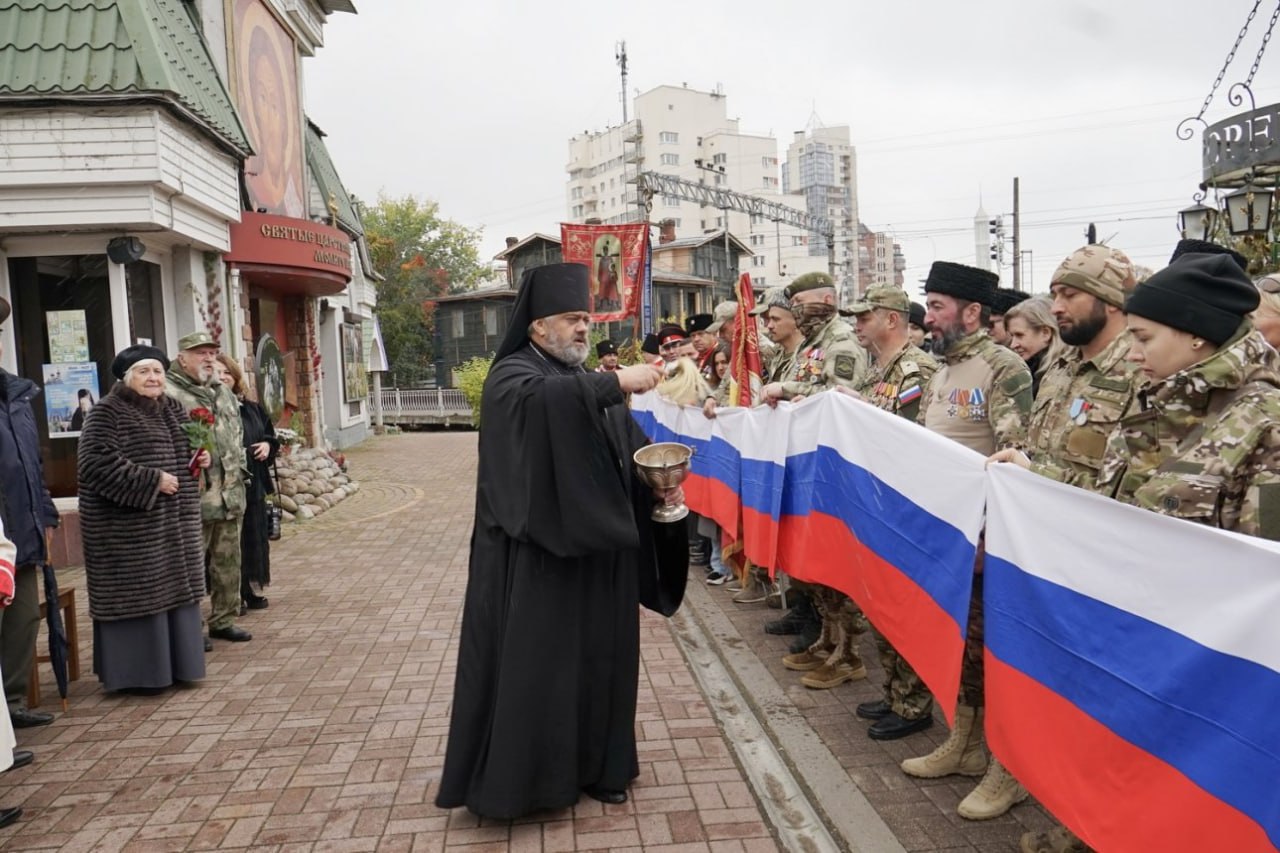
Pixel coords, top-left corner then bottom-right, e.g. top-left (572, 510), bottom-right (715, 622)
top-left (1069, 396), bottom-right (1092, 426)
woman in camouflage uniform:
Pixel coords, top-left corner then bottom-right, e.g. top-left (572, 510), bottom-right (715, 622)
top-left (1098, 252), bottom-right (1280, 540)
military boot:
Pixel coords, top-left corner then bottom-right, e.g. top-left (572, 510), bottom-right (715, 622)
top-left (732, 568), bottom-right (769, 604)
top-left (1020, 825), bottom-right (1091, 853)
top-left (782, 599), bottom-right (836, 671)
top-left (900, 704), bottom-right (988, 778)
top-left (800, 617), bottom-right (868, 689)
top-left (958, 756), bottom-right (1028, 820)
top-left (765, 592), bottom-right (814, 635)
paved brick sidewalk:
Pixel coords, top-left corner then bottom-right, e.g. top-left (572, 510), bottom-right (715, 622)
top-left (0, 432), bottom-right (782, 852)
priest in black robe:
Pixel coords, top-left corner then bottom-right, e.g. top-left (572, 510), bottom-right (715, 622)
top-left (436, 262), bottom-right (689, 820)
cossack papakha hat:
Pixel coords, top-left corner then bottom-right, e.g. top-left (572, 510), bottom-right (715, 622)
top-left (923, 262), bottom-right (999, 306)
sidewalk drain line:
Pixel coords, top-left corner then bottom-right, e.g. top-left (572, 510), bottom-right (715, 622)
top-left (670, 581), bottom-right (908, 853)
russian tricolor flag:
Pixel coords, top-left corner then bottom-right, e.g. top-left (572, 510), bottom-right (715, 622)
top-left (985, 464), bottom-right (1280, 851)
top-left (773, 393), bottom-right (984, 723)
top-left (631, 392), bottom-right (984, 724)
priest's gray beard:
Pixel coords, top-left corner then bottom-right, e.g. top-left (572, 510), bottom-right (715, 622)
top-left (541, 327), bottom-right (589, 367)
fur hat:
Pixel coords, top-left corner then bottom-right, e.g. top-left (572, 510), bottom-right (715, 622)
top-left (923, 262), bottom-right (999, 306)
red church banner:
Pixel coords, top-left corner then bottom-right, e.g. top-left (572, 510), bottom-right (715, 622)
top-left (560, 223), bottom-right (649, 322)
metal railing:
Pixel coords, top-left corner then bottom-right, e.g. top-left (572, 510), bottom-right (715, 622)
top-left (380, 387), bottom-right (470, 418)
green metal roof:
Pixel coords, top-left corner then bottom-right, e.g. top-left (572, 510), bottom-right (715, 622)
top-left (306, 117), bottom-right (361, 235)
top-left (0, 0), bottom-right (252, 156)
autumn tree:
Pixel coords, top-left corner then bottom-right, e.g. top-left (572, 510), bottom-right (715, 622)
top-left (363, 193), bottom-right (484, 386)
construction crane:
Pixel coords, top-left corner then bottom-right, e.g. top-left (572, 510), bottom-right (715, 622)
top-left (633, 170), bottom-right (838, 289)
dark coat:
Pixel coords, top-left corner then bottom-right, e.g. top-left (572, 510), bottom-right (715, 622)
top-left (436, 344), bottom-right (686, 820)
top-left (0, 370), bottom-right (58, 565)
top-left (239, 399), bottom-right (279, 587)
top-left (76, 386), bottom-right (205, 621)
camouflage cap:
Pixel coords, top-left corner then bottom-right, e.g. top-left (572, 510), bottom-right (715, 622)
top-left (784, 271), bottom-right (835, 299)
top-left (177, 330), bottom-right (216, 351)
top-left (706, 300), bottom-right (739, 332)
top-left (848, 285), bottom-right (911, 315)
top-left (1050, 244), bottom-right (1137, 308)
top-left (750, 286), bottom-right (792, 316)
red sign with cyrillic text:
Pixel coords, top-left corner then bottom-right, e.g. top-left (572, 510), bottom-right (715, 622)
top-left (226, 211), bottom-right (352, 280)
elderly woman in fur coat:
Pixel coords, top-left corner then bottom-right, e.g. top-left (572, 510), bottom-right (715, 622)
top-left (76, 345), bottom-right (210, 693)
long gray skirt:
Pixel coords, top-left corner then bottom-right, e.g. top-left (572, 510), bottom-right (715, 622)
top-left (93, 602), bottom-right (206, 692)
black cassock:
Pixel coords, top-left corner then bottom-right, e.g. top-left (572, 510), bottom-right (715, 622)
top-left (435, 344), bottom-right (686, 819)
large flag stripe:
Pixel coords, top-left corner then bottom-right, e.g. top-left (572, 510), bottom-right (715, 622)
top-left (985, 555), bottom-right (1280, 844)
top-left (780, 448), bottom-right (975, 631)
top-left (781, 508), bottom-right (964, 717)
top-left (986, 653), bottom-right (1273, 852)
top-left (986, 464), bottom-right (1280, 674)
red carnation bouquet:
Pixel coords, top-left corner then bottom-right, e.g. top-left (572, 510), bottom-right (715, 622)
top-left (182, 407), bottom-right (216, 479)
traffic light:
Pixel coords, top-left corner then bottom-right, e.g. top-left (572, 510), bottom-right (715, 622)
top-left (989, 218), bottom-right (1000, 235)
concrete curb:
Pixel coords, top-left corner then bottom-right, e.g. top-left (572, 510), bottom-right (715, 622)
top-left (671, 580), bottom-right (908, 853)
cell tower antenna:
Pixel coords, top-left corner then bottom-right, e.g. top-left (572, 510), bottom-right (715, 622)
top-left (615, 40), bottom-right (629, 123)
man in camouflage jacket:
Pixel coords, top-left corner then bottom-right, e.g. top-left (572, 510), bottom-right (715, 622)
top-left (1027, 244), bottom-right (1144, 492)
top-left (847, 285), bottom-right (939, 740)
top-left (903, 262), bottom-right (1033, 822)
top-left (761, 272), bottom-right (872, 691)
top-left (166, 331), bottom-right (251, 642)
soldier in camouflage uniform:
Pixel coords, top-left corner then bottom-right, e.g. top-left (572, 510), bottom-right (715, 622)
top-left (1098, 253), bottom-right (1280, 539)
top-left (743, 288), bottom-right (822, 645)
top-left (166, 331), bottom-right (251, 643)
top-left (844, 286), bottom-right (939, 740)
top-left (901, 262), bottom-right (1033, 822)
top-left (753, 287), bottom-right (803, 384)
top-left (1008, 252), bottom-right (1280, 853)
top-left (989, 245), bottom-right (1141, 853)
top-left (761, 272), bottom-right (872, 690)
top-left (1021, 244), bottom-right (1144, 491)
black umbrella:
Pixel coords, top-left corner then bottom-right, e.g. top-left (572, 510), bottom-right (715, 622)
top-left (41, 562), bottom-right (70, 711)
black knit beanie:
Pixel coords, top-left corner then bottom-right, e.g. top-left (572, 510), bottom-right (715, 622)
top-left (909, 302), bottom-right (926, 329)
top-left (1124, 253), bottom-right (1260, 345)
top-left (1169, 239), bottom-right (1248, 273)
top-left (924, 262), bottom-right (999, 306)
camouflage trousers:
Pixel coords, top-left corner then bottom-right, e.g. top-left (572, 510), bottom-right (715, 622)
top-left (814, 585), bottom-right (867, 664)
top-left (204, 518), bottom-right (244, 631)
top-left (872, 628), bottom-right (934, 720)
top-left (960, 566), bottom-right (985, 708)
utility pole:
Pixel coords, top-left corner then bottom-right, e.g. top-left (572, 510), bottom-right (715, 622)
top-left (1012, 177), bottom-right (1021, 291)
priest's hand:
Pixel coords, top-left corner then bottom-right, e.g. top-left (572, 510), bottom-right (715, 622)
top-left (986, 448), bottom-right (1031, 469)
top-left (617, 364), bottom-right (663, 394)
top-left (655, 486), bottom-right (684, 506)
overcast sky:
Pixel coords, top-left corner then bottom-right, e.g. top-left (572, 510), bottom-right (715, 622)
top-left (304, 0), bottom-right (1278, 295)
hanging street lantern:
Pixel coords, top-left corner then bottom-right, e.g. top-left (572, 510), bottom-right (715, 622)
top-left (1177, 194), bottom-right (1219, 241)
top-left (1222, 181), bottom-right (1274, 236)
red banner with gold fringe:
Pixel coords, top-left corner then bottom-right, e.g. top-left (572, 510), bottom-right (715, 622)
top-left (560, 223), bottom-right (649, 322)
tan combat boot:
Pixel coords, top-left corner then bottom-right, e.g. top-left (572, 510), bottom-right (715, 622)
top-left (1020, 825), bottom-right (1091, 853)
top-left (783, 600), bottom-right (835, 671)
top-left (801, 615), bottom-right (868, 688)
top-left (732, 567), bottom-right (768, 604)
top-left (900, 704), bottom-right (988, 778)
top-left (957, 756), bottom-right (1028, 820)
